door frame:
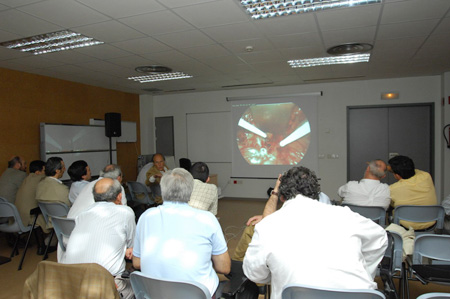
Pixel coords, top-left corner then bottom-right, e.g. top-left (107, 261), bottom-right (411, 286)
top-left (346, 102), bottom-right (435, 181)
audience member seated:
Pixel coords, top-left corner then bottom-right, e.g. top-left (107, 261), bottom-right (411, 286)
top-left (145, 153), bottom-right (169, 204)
top-left (67, 160), bottom-right (91, 204)
top-left (243, 166), bottom-right (388, 299)
top-left (189, 162), bottom-right (218, 215)
top-left (133, 168), bottom-right (230, 297)
top-left (62, 178), bottom-right (135, 299)
top-left (36, 157), bottom-right (70, 207)
top-left (15, 160), bottom-right (47, 252)
top-left (233, 187), bottom-right (332, 262)
top-left (68, 164), bottom-right (126, 219)
top-left (0, 156), bottom-right (27, 203)
top-left (338, 159), bottom-right (390, 210)
top-left (388, 155), bottom-right (437, 230)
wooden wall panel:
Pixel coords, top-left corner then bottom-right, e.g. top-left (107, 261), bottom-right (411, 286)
top-left (0, 67), bottom-right (141, 182)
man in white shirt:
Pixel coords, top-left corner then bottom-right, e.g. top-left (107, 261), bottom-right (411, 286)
top-left (338, 159), bottom-right (391, 210)
top-left (145, 153), bottom-right (169, 204)
top-left (62, 178), bottom-right (135, 299)
top-left (189, 162), bottom-right (218, 215)
top-left (67, 160), bottom-right (91, 204)
top-left (243, 166), bottom-right (388, 299)
top-left (68, 164), bottom-right (126, 219)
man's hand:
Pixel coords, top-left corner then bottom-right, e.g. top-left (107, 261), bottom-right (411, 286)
top-left (246, 215), bottom-right (263, 226)
top-left (125, 248), bottom-right (133, 260)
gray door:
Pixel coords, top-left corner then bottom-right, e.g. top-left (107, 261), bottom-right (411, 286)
top-left (347, 104), bottom-right (433, 184)
top-left (155, 116), bottom-right (174, 156)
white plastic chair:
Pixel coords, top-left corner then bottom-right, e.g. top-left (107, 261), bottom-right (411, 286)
top-left (130, 271), bottom-right (211, 299)
top-left (50, 215), bottom-right (75, 252)
top-left (393, 205), bottom-right (446, 235)
top-left (281, 283), bottom-right (386, 299)
top-left (342, 203), bottom-right (386, 226)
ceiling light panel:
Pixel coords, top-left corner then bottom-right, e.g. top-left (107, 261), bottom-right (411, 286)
top-left (128, 72), bottom-right (193, 83)
top-left (239, 0), bottom-right (382, 19)
top-left (288, 53), bottom-right (370, 68)
top-left (0, 30), bottom-right (104, 55)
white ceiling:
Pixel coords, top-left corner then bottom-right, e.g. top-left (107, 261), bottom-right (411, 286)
top-left (0, 0), bottom-right (449, 95)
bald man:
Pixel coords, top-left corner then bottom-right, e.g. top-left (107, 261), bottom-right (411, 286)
top-left (145, 153), bottom-right (169, 204)
top-left (63, 178), bottom-right (136, 299)
top-left (0, 156), bottom-right (27, 203)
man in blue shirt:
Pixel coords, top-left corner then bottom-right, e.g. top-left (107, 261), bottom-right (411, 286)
top-left (133, 168), bottom-right (230, 297)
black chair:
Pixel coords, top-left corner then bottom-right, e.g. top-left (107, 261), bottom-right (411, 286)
top-left (179, 158), bottom-right (192, 172)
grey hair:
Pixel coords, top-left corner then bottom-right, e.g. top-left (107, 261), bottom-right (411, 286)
top-left (160, 168), bottom-right (194, 203)
top-left (368, 160), bottom-right (386, 179)
top-left (100, 164), bottom-right (122, 179)
top-left (93, 179), bottom-right (122, 202)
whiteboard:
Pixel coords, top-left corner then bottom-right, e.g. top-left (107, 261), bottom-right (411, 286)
top-left (186, 112), bottom-right (231, 163)
top-left (40, 123), bottom-right (117, 181)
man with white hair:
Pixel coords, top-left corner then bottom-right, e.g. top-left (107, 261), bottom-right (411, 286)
top-left (63, 178), bottom-right (135, 299)
top-left (68, 164), bottom-right (126, 219)
top-left (338, 159), bottom-right (391, 210)
top-left (133, 168), bottom-right (230, 297)
top-left (0, 156), bottom-right (27, 203)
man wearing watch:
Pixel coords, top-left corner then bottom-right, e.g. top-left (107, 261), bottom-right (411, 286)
top-left (242, 166), bottom-right (387, 299)
top-left (232, 175), bottom-right (331, 261)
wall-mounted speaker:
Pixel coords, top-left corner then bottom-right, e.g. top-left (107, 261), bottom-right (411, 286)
top-left (105, 112), bottom-right (121, 137)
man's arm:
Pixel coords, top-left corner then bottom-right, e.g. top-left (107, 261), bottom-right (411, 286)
top-left (211, 251), bottom-right (231, 274)
top-left (132, 256), bottom-right (140, 270)
top-left (262, 174), bottom-right (282, 218)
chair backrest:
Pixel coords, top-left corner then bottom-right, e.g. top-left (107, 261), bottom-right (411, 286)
top-left (130, 271), bottom-right (211, 299)
top-left (416, 293), bottom-right (450, 299)
top-left (412, 234), bottom-right (450, 265)
top-left (281, 284), bottom-right (385, 299)
top-left (342, 204), bottom-right (386, 226)
top-left (0, 201), bottom-right (31, 233)
top-left (127, 181), bottom-right (155, 206)
top-left (38, 202), bottom-right (70, 224)
top-left (50, 216), bottom-right (76, 252)
top-left (393, 205), bottom-right (445, 232)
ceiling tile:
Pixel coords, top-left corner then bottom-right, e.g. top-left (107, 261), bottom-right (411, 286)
top-left (159, 0), bottom-right (218, 9)
top-left (18, 0), bottom-right (110, 28)
top-left (74, 20), bottom-right (146, 43)
top-left (141, 50), bottom-right (192, 65)
top-left (238, 49), bottom-right (285, 64)
top-left (179, 44), bottom-right (231, 59)
top-left (75, 44), bottom-right (132, 59)
top-left (316, 5), bottom-right (382, 31)
top-left (377, 19), bottom-right (439, 40)
top-left (119, 10), bottom-right (194, 36)
top-left (0, 9), bottom-right (61, 36)
top-left (268, 32), bottom-right (322, 49)
top-left (381, 0), bottom-right (450, 24)
top-left (112, 37), bottom-right (172, 55)
top-left (173, 0), bottom-right (249, 28)
top-left (154, 30), bottom-right (215, 49)
top-left (108, 55), bottom-right (157, 68)
top-left (0, 0), bottom-right (42, 8)
top-left (77, 0), bottom-right (164, 18)
top-left (202, 22), bottom-right (262, 43)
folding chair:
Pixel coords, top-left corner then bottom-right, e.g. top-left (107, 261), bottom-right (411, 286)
top-left (130, 271), bottom-right (211, 299)
top-left (0, 201), bottom-right (40, 270)
top-left (281, 283), bottom-right (385, 299)
top-left (37, 201), bottom-right (70, 259)
top-left (393, 205), bottom-right (445, 236)
top-left (342, 203), bottom-right (386, 226)
top-left (127, 181), bottom-right (155, 207)
top-left (50, 215), bottom-right (76, 252)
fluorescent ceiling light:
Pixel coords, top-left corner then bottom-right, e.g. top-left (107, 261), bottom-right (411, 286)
top-left (288, 53), bottom-right (370, 68)
top-left (0, 30), bottom-right (103, 55)
top-left (128, 72), bottom-right (193, 83)
top-left (239, 0), bottom-right (382, 19)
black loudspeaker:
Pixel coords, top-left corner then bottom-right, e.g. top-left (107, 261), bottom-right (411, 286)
top-left (105, 113), bottom-right (121, 137)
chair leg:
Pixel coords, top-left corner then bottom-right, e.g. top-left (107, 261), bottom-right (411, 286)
top-left (10, 233), bottom-right (20, 258)
top-left (43, 230), bottom-right (54, 260)
top-left (18, 214), bottom-right (38, 270)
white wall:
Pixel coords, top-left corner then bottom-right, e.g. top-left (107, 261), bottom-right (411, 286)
top-left (140, 75), bottom-right (444, 200)
top-left (139, 94), bottom-right (155, 155)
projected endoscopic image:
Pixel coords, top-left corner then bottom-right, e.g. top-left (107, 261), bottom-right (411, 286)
top-left (236, 102), bottom-right (311, 165)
